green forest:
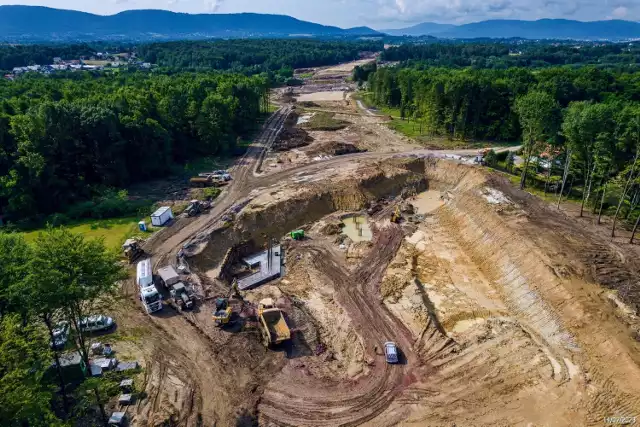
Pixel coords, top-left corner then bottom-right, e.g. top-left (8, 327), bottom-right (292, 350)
top-left (360, 52), bottom-right (640, 240)
top-left (380, 42), bottom-right (640, 69)
top-left (0, 229), bottom-right (126, 426)
top-left (0, 71), bottom-right (269, 224)
top-left (136, 39), bottom-right (382, 72)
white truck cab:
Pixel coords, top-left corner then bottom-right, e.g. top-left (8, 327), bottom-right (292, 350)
top-left (137, 259), bottom-right (162, 313)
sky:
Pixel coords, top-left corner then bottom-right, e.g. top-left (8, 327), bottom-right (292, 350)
top-left (1, 0), bottom-right (639, 29)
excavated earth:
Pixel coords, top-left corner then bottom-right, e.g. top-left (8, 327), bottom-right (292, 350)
top-left (179, 157), bottom-right (640, 425)
top-left (121, 155), bottom-right (640, 426)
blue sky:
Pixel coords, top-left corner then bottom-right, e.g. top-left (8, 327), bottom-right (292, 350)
top-left (1, 0), bottom-right (638, 29)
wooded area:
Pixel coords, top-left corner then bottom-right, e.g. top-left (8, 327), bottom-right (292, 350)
top-left (0, 229), bottom-right (124, 426)
top-left (363, 52), bottom-right (640, 239)
top-left (137, 39), bottom-right (382, 82)
top-left (380, 42), bottom-right (640, 69)
top-left (0, 71), bottom-right (269, 222)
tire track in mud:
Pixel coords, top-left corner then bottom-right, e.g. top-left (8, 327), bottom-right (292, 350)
top-left (259, 225), bottom-right (427, 426)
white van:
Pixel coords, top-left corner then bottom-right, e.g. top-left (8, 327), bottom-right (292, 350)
top-left (136, 259), bottom-right (153, 288)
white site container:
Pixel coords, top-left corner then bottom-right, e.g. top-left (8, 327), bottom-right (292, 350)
top-left (157, 266), bottom-right (180, 288)
top-left (136, 259), bottom-right (153, 289)
top-left (150, 206), bottom-right (173, 227)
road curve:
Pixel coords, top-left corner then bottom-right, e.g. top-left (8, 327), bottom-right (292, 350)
top-left (144, 103), bottom-right (518, 425)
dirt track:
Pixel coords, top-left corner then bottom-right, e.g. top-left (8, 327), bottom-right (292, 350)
top-left (114, 59), bottom-right (640, 427)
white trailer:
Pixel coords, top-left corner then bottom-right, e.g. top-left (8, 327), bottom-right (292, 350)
top-left (136, 259), bottom-right (162, 314)
top-left (150, 206), bottom-right (173, 227)
top-left (157, 266), bottom-right (180, 289)
top-left (136, 259), bottom-right (153, 288)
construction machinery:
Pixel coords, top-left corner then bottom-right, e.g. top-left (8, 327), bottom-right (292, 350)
top-left (391, 206), bottom-right (402, 223)
top-left (122, 238), bottom-right (145, 263)
top-left (258, 298), bottom-right (290, 347)
top-left (185, 200), bottom-right (211, 217)
top-left (189, 176), bottom-right (228, 188)
top-left (212, 297), bottom-right (232, 327)
top-left (290, 230), bottom-right (305, 240)
top-left (170, 282), bottom-right (195, 310)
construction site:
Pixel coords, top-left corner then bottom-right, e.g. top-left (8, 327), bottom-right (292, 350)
top-left (109, 60), bottom-right (640, 426)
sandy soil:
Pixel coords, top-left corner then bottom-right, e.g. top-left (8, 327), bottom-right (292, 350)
top-left (314, 59), bottom-right (375, 77)
top-left (297, 91), bottom-right (347, 102)
top-left (103, 57), bottom-right (640, 427)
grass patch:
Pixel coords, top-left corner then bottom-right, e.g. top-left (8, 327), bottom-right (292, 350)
top-left (190, 187), bottom-right (222, 201)
top-left (296, 72), bottom-right (314, 79)
top-left (21, 216), bottom-right (158, 250)
top-left (302, 112), bottom-right (350, 131)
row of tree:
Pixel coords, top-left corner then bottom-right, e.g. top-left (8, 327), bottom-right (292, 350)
top-left (136, 39), bottom-right (382, 74)
top-left (365, 66), bottom-right (640, 141)
top-left (365, 62), bottom-right (640, 240)
top-left (514, 92), bottom-right (640, 241)
top-left (380, 41), bottom-right (640, 70)
top-left (0, 229), bottom-right (124, 426)
top-left (0, 71), bottom-right (270, 221)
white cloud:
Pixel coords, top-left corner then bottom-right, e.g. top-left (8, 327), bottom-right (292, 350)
top-left (203, 0), bottom-right (223, 12)
top-left (611, 6), bottom-right (628, 19)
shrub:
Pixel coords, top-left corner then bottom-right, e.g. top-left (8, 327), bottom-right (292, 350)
top-left (496, 150), bottom-right (510, 162)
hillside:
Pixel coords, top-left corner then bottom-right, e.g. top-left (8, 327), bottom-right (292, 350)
top-left (383, 22), bottom-right (455, 37)
top-left (385, 19), bottom-right (640, 40)
top-left (0, 6), bottom-right (380, 41)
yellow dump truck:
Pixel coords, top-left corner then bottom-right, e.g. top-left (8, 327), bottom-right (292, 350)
top-left (258, 298), bottom-right (290, 347)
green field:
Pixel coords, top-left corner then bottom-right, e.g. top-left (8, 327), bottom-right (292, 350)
top-left (21, 217), bottom-right (158, 250)
top-left (302, 112), bottom-right (350, 131)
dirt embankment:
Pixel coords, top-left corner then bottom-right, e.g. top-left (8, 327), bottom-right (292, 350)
top-left (190, 160), bottom-right (427, 273)
top-left (140, 154), bottom-right (640, 426)
top-left (388, 158), bottom-right (640, 425)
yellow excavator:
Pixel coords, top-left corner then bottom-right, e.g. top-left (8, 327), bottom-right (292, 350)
top-left (391, 206), bottom-right (402, 223)
top-left (212, 280), bottom-right (241, 327)
top-left (212, 297), bottom-right (233, 327)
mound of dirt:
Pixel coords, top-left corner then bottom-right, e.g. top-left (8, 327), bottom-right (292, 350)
top-left (320, 222), bottom-right (342, 235)
top-left (272, 110), bottom-right (314, 151)
top-left (273, 128), bottom-right (313, 151)
top-left (309, 141), bottom-right (364, 156)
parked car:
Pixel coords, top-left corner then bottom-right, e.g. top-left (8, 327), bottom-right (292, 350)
top-left (50, 321), bottom-right (70, 350)
top-left (79, 315), bottom-right (115, 333)
top-left (384, 341), bottom-right (399, 364)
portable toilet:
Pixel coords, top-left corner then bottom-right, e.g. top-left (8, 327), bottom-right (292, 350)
top-left (138, 221), bottom-right (147, 232)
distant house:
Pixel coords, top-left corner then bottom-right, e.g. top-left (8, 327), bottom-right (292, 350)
top-left (3, 74), bottom-right (14, 81)
top-left (141, 62), bottom-right (152, 69)
top-left (53, 57), bottom-right (62, 64)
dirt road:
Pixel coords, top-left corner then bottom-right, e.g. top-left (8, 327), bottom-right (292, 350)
top-left (259, 226), bottom-right (427, 426)
top-left (122, 58), bottom-right (640, 427)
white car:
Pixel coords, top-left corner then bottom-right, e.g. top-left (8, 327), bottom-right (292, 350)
top-left (79, 315), bottom-right (115, 333)
top-left (384, 341), bottom-right (399, 364)
top-left (50, 321), bottom-right (70, 350)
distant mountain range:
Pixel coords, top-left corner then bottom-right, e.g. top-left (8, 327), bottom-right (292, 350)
top-left (1, 6), bottom-right (640, 42)
top-left (383, 22), bottom-right (455, 37)
top-left (385, 19), bottom-right (640, 40)
top-left (0, 6), bottom-right (381, 41)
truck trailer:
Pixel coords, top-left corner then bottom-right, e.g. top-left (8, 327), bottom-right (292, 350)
top-left (136, 259), bottom-right (162, 314)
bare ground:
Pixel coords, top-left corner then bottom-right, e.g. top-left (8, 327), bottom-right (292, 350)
top-left (101, 59), bottom-right (640, 427)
